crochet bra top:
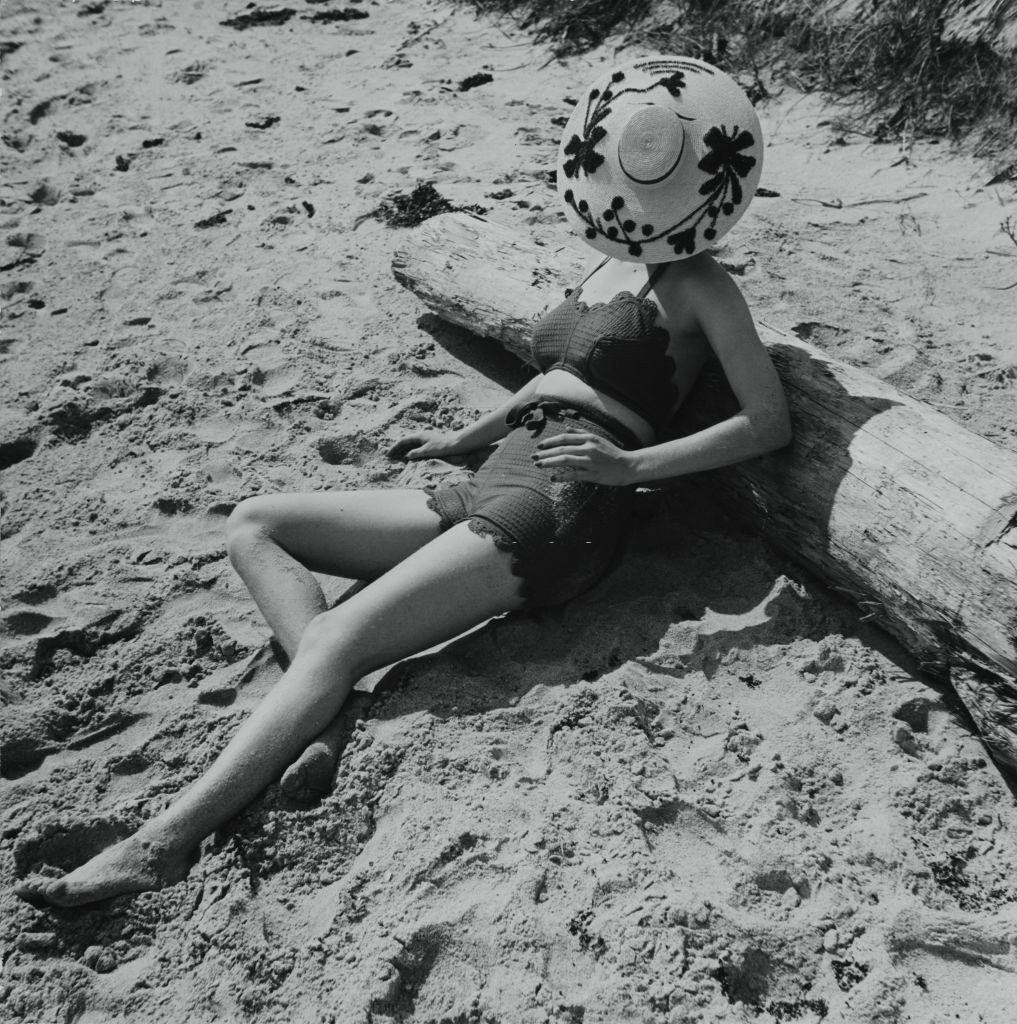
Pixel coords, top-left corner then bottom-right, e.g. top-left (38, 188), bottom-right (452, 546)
top-left (530, 258), bottom-right (678, 434)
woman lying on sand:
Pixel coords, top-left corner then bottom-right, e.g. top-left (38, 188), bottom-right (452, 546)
top-left (17, 56), bottom-right (790, 907)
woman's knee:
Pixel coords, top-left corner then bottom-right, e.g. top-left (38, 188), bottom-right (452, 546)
top-left (295, 609), bottom-right (373, 677)
top-left (225, 496), bottom-right (277, 560)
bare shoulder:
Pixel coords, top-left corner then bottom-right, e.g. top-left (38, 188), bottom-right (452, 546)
top-left (658, 258), bottom-right (765, 371)
top-left (649, 253), bottom-right (750, 343)
top-left (664, 252), bottom-right (747, 309)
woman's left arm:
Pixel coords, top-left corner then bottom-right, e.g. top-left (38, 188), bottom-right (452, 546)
top-left (626, 270), bottom-right (791, 485)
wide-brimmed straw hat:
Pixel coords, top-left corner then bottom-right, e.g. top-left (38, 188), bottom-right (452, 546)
top-left (556, 55), bottom-right (763, 263)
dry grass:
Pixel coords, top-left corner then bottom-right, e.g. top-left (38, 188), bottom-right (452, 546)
top-left (466, 0), bottom-right (655, 57)
top-left (463, 0), bottom-right (1017, 161)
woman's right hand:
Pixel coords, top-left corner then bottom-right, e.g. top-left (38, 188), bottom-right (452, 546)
top-left (386, 430), bottom-right (460, 462)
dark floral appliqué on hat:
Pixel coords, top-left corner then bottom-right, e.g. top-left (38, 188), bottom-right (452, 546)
top-left (562, 70), bottom-right (690, 182)
top-left (698, 125), bottom-right (756, 214)
top-left (562, 118), bottom-right (608, 179)
top-left (563, 123), bottom-right (757, 257)
top-left (660, 70), bottom-right (686, 97)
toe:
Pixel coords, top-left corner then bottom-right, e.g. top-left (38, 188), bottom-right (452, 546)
top-left (14, 880), bottom-right (51, 908)
top-left (14, 876), bottom-right (68, 908)
top-left (282, 767), bottom-right (328, 804)
top-left (279, 762), bottom-right (302, 790)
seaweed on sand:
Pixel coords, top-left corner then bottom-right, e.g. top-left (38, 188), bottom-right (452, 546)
top-left (355, 182), bottom-right (487, 230)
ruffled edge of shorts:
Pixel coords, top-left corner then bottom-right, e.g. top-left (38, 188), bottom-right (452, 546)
top-left (423, 487), bottom-right (459, 533)
top-left (465, 517), bottom-right (530, 600)
top-left (424, 486), bottom-right (534, 606)
top-left (421, 464), bottom-right (628, 611)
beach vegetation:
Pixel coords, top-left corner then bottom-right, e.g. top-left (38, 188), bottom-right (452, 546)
top-left (462, 0), bottom-right (1017, 158)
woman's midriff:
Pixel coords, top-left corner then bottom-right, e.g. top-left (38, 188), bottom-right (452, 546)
top-left (533, 368), bottom-right (657, 447)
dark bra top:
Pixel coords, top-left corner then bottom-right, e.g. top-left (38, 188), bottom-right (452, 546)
top-left (530, 257), bottom-right (678, 435)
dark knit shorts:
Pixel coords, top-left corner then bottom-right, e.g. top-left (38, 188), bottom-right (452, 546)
top-left (423, 398), bottom-right (640, 609)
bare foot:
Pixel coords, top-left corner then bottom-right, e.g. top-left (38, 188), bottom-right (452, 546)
top-left (14, 833), bottom-right (194, 908)
top-left (279, 691), bottom-right (373, 802)
top-left (280, 739), bottom-right (339, 802)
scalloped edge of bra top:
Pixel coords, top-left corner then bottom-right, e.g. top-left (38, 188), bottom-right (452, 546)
top-left (567, 288), bottom-right (670, 347)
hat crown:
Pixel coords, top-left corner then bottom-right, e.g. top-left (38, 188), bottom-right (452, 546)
top-left (617, 106), bottom-right (685, 186)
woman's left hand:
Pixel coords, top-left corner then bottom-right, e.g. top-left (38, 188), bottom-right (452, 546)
top-left (531, 431), bottom-right (636, 486)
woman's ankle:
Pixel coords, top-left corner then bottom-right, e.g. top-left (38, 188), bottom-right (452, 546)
top-left (133, 816), bottom-right (199, 859)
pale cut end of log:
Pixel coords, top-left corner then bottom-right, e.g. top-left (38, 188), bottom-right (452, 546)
top-left (392, 212), bottom-right (1017, 769)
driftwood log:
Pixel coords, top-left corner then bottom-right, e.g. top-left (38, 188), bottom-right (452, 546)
top-left (392, 212), bottom-right (1017, 769)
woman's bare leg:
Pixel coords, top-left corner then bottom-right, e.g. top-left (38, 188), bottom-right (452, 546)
top-left (226, 489), bottom-right (443, 798)
top-left (15, 521), bottom-right (523, 907)
top-left (226, 489), bottom-right (443, 658)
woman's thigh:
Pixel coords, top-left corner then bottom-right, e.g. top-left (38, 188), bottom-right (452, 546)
top-left (298, 519), bottom-right (526, 678)
top-left (231, 488), bottom-right (444, 580)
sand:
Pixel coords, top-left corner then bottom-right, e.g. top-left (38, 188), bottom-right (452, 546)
top-left (2, 1), bottom-right (1017, 1022)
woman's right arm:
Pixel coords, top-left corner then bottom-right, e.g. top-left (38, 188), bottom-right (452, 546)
top-left (445, 372), bottom-right (543, 454)
top-left (388, 372), bottom-right (543, 462)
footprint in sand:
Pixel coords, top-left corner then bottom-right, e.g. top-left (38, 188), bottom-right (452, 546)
top-left (145, 353), bottom-right (189, 385)
top-left (435, 123), bottom-right (485, 151)
top-left (0, 705), bottom-right (62, 780)
top-left (257, 364), bottom-right (302, 400)
top-left (316, 431), bottom-right (374, 466)
top-left (791, 321), bottom-right (847, 346)
top-left (365, 924), bottom-right (482, 1022)
top-left (37, 375), bottom-right (164, 441)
